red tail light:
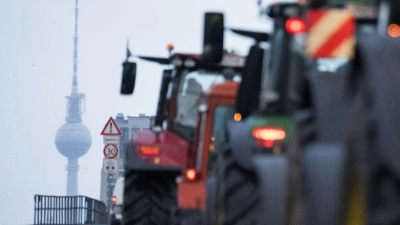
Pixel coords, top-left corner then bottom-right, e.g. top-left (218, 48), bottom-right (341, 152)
top-left (185, 169), bottom-right (197, 181)
top-left (253, 127), bottom-right (286, 148)
top-left (252, 127), bottom-right (286, 141)
top-left (263, 140), bottom-right (274, 148)
top-left (140, 146), bottom-right (160, 155)
top-left (285, 18), bottom-right (306, 34)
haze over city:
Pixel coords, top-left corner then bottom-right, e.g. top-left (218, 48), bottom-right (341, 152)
top-left (0, 0), bottom-right (289, 224)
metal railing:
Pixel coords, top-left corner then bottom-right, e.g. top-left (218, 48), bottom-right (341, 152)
top-left (33, 195), bottom-right (107, 225)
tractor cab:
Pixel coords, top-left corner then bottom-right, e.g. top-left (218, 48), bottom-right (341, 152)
top-left (138, 50), bottom-right (244, 138)
top-left (229, 2), bottom-right (309, 156)
top-left (122, 49), bottom-right (244, 171)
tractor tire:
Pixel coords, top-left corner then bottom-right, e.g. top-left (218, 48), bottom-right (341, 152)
top-left (122, 169), bottom-right (178, 225)
top-left (175, 209), bottom-right (202, 225)
top-left (302, 142), bottom-right (346, 225)
top-left (252, 155), bottom-right (289, 225)
top-left (217, 147), bottom-right (260, 225)
top-left (353, 35), bottom-right (400, 225)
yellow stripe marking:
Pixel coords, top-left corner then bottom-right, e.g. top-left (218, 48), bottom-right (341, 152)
top-left (332, 36), bottom-right (356, 58)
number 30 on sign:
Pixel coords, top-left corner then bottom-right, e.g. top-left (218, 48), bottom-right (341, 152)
top-left (103, 144), bottom-right (118, 159)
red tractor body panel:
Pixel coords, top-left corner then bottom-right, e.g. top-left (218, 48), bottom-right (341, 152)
top-left (177, 179), bottom-right (206, 209)
top-left (133, 130), bottom-right (190, 168)
top-left (178, 81), bottom-right (239, 209)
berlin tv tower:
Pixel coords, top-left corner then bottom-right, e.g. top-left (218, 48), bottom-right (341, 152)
top-left (54, 0), bottom-right (92, 196)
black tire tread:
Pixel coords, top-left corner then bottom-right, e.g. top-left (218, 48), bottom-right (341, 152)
top-left (219, 148), bottom-right (260, 225)
top-left (122, 170), bottom-right (177, 225)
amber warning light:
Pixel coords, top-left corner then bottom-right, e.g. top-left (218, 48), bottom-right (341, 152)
top-left (166, 44), bottom-right (174, 51)
top-left (234, 113), bottom-right (242, 121)
top-left (388, 24), bottom-right (400, 38)
top-left (140, 146), bottom-right (160, 155)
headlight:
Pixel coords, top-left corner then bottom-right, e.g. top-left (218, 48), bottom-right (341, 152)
top-left (197, 103), bottom-right (208, 112)
top-left (184, 58), bottom-right (196, 68)
top-left (171, 57), bottom-right (183, 67)
top-left (195, 95), bottom-right (209, 112)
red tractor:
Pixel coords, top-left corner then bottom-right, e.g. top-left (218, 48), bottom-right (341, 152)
top-left (119, 12), bottom-right (246, 225)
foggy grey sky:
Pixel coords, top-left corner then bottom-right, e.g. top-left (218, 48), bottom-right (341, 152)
top-left (0, 0), bottom-right (289, 224)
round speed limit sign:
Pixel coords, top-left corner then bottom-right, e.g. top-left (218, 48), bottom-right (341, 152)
top-left (103, 144), bottom-right (118, 159)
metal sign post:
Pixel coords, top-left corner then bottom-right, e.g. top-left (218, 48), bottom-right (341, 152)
top-left (103, 158), bottom-right (119, 224)
top-left (107, 174), bottom-right (113, 225)
top-left (101, 117), bottom-right (122, 224)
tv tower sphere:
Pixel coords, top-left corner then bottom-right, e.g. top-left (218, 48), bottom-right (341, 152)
top-left (55, 123), bottom-right (91, 158)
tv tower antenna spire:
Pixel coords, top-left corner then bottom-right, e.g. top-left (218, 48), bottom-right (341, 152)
top-left (72, 0), bottom-right (79, 95)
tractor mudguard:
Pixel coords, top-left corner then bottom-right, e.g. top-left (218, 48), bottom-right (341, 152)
top-left (308, 68), bottom-right (348, 142)
top-left (302, 141), bottom-right (347, 225)
top-left (354, 35), bottom-right (400, 223)
top-left (356, 35), bottom-right (400, 178)
top-left (226, 120), bottom-right (254, 171)
top-left (252, 155), bottom-right (289, 225)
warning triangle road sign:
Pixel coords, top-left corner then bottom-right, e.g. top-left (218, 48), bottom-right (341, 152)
top-left (101, 117), bottom-right (122, 136)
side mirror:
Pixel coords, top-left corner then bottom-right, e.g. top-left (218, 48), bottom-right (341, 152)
top-left (236, 45), bottom-right (264, 119)
top-left (203, 12), bottom-right (224, 64)
top-left (120, 61), bottom-right (137, 95)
